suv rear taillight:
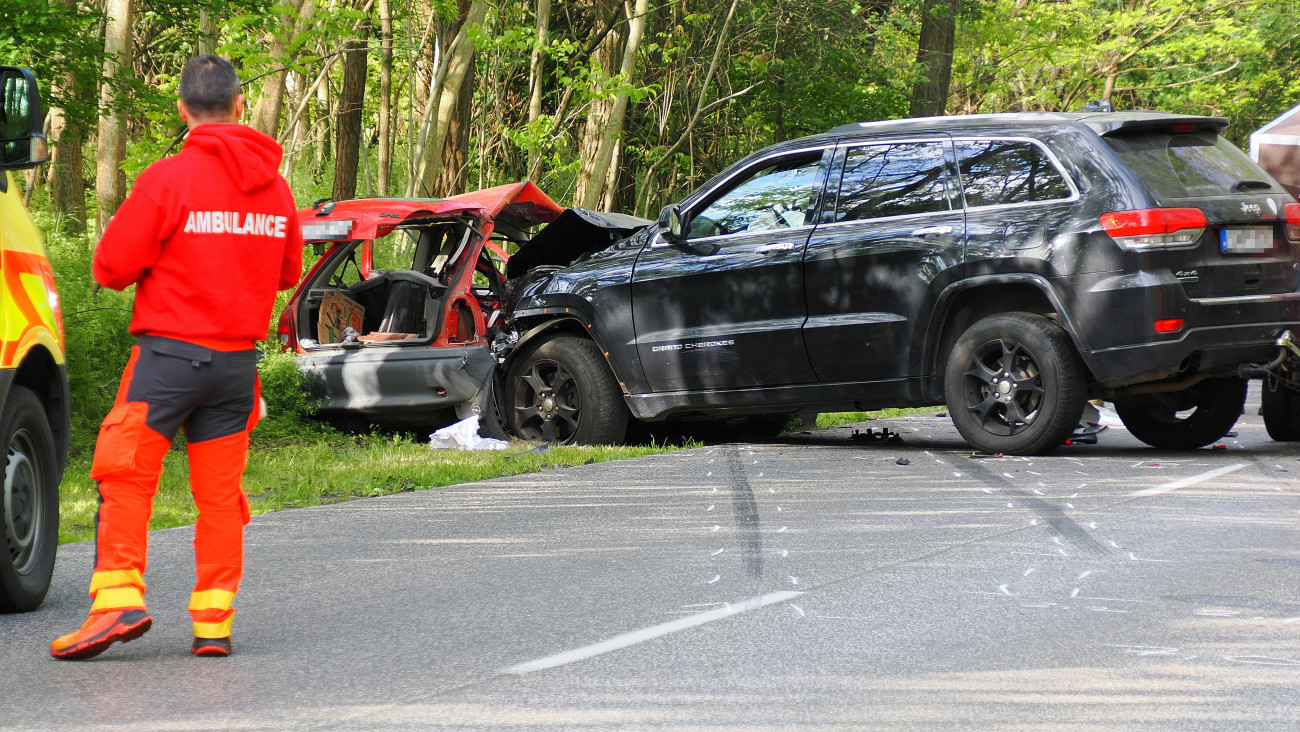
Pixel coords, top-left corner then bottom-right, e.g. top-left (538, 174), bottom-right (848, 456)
top-left (1100, 208), bottom-right (1207, 250)
top-left (1285, 202), bottom-right (1300, 242)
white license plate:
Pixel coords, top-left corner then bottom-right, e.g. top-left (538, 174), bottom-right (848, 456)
top-left (1220, 226), bottom-right (1273, 254)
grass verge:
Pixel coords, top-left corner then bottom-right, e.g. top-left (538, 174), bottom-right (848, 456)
top-left (815, 407), bottom-right (944, 430)
top-left (57, 435), bottom-right (682, 544)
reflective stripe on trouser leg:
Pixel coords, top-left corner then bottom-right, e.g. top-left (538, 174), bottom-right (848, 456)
top-left (88, 569), bottom-right (146, 612)
top-left (187, 430), bottom-right (252, 638)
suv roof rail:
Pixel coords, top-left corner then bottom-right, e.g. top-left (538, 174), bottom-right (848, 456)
top-left (1080, 99), bottom-right (1114, 113)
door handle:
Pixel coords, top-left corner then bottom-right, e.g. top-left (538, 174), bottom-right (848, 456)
top-left (757, 242), bottom-right (798, 255)
top-left (911, 225), bottom-right (954, 238)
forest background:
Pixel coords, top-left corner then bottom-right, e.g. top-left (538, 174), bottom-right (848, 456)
top-left (1, 0), bottom-right (1299, 460)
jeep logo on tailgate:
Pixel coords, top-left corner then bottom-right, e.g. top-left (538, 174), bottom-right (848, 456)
top-left (1241, 202), bottom-right (1261, 216)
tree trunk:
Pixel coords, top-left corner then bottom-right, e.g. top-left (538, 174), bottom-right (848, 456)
top-left (909, 0), bottom-right (961, 117)
top-left (96, 0), bottom-right (133, 234)
top-left (314, 76), bottom-right (330, 169)
top-left (435, 57), bottom-right (475, 196)
top-left (47, 0), bottom-right (88, 232)
top-left (332, 21), bottom-right (371, 201)
top-left (525, 0), bottom-right (550, 174)
top-left (197, 7), bottom-right (217, 56)
top-left (574, 0), bottom-right (650, 210)
top-left (250, 0), bottom-right (312, 138)
top-left (377, 0), bottom-right (394, 195)
top-left (413, 0), bottom-right (488, 197)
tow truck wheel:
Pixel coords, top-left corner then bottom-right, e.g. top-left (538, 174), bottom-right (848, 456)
top-left (506, 335), bottom-right (629, 445)
top-left (0, 387), bottom-right (59, 613)
top-left (1261, 375), bottom-right (1300, 441)
top-left (1114, 377), bottom-right (1247, 449)
top-left (944, 312), bottom-right (1086, 456)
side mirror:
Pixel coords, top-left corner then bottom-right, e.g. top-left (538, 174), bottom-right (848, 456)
top-left (657, 204), bottom-right (684, 243)
top-left (0, 67), bottom-right (48, 171)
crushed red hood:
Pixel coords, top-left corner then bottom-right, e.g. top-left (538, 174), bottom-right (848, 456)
top-left (300, 181), bottom-right (563, 241)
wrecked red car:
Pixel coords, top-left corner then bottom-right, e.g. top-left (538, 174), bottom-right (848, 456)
top-left (277, 182), bottom-right (567, 436)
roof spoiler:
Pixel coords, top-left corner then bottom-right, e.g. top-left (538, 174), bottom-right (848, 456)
top-left (1089, 116), bottom-right (1229, 137)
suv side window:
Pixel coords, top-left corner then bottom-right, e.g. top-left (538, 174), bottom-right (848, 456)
top-left (835, 142), bottom-right (950, 222)
top-left (956, 139), bottom-right (1072, 208)
top-left (688, 152), bottom-right (823, 238)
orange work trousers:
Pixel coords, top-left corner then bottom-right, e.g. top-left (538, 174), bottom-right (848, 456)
top-left (88, 335), bottom-right (261, 639)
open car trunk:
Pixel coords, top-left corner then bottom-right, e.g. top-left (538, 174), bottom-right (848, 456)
top-left (298, 217), bottom-right (484, 348)
top-left (284, 183), bottom-right (562, 427)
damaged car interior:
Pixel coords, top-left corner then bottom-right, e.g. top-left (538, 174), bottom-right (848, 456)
top-left (297, 217), bottom-right (501, 348)
top-left (281, 183), bottom-right (566, 434)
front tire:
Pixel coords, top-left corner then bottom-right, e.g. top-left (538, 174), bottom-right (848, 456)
top-left (1261, 374), bottom-right (1300, 442)
top-left (944, 313), bottom-right (1086, 456)
top-left (506, 335), bottom-right (629, 445)
top-left (1114, 377), bottom-right (1246, 449)
top-left (0, 387), bottom-right (60, 613)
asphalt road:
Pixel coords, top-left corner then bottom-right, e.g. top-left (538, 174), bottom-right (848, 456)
top-left (3, 383), bottom-right (1299, 731)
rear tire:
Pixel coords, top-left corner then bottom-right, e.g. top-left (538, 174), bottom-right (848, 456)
top-left (0, 387), bottom-right (59, 613)
top-left (1114, 377), bottom-right (1246, 449)
top-left (1260, 374), bottom-right (1300, 442)
top-left (506, 335), bottom-right (629, 445)
top-left (944, 312), bottom-right (1086, 456)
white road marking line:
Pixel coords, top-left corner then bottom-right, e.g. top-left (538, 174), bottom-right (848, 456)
top-left (500, 590), bottom-right (804, 675)
top-left (1128, 463), bottom-right (1247, 497)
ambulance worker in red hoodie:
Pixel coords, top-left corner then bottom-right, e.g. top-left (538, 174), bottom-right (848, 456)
top-left (50, 55), bottom-right (303, 660)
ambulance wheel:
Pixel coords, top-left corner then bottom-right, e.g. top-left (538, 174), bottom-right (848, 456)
top-left (0, 387), bottom-right (59, 613)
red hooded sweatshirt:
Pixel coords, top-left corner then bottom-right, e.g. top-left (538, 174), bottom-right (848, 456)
top-left (94, 123), bottom-right (304, 348)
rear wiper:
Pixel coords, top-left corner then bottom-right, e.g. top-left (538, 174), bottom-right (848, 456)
top-left (1234, 179), bottom-right (1273, 191)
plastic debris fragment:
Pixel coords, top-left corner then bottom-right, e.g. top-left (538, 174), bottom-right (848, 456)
top-left (430, 415), bottom-right (510, 451)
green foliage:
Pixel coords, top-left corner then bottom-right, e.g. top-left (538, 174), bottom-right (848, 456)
top-left (817, 408), bottom-right (942, 429)
top-left (254, 349), bottom-right (335, 444)
top-left (0, 0), bottom-right (104, 130)
top-left (32, 199), bottom-right (135, 454)
top-left (950, 0), bottom-right (1300, 143)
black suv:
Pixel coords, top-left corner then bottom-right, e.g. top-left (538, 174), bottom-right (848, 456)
top-left (495, 111), bottom-right (1300, 454)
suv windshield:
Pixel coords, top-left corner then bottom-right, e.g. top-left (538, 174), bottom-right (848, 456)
top-left (1104, 130), bottom-right (1280, 200)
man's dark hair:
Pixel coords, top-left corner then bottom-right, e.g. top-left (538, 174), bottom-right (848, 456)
top-left (180, 54), bottom-right (241, 116)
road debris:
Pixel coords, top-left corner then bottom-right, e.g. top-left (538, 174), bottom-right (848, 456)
top-left (430, 415), bottom-right (510, 451)
top-left (505, 443), bottom-right (551, 460)
top-left (851, 427), bottom-right (903, 444)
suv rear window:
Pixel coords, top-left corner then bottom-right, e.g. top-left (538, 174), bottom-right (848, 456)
top-left (1104, 130), bottom-right (1280, 200)
top-left (956, 139), bottom-right (1072, 207)
top-left (835, 142), bottom-right (950, 221)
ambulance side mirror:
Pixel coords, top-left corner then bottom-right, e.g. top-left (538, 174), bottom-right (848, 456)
top-left (0, 67), bottom-right (48, 170)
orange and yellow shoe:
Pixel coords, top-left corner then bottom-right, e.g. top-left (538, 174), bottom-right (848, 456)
top-left (191, 637), bottom-right (231, 657)
top-left (49, 610), bottom-right (153, 661)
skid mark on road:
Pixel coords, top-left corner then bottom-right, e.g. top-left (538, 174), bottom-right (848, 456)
top-left (961, 459), bottom-right (1110, 556)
